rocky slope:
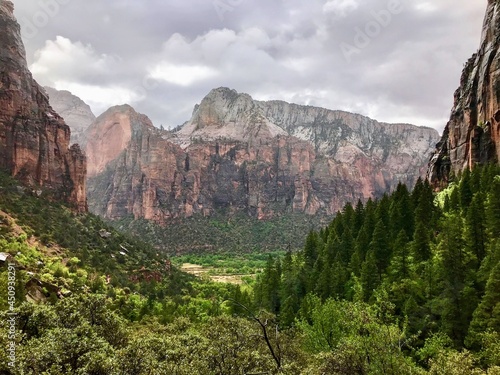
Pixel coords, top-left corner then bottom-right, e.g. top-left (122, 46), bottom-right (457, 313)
top-left (44, 87), bottom-right (96, 145)
top-left (85, 88), bottom-right (439, 224)
top-left (428, 0), bottom-right (500, 185)
top-left (0, 1), bottom-right (86, 211)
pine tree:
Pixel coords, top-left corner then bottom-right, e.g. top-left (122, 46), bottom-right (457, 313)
top-left (464, 192), bottom-right (487, 267)
top-left (390, 183), bottom-right (414, 240)
top-left (412, 221), bottom-right (431, 263)
top-left (353, 199), bottom-right (365, 237)
top-left (353, 225), bottom-right (371, 266)
top-left (459, 168), bottom-right (473, 209)
top-left (449, 187), bottom-right (460, 211)
top-left (486, 177), bottom-right (500, 238)
top-left (350, 247), bottom-right (363, 277)
top-left (330, 256), bottom-right (349, 299)
top-left (342, 202), bottom-right (355, 230)
top-left (375, 194), bottom-right (391, 228)
top-left (315, 263), bottom-right (332, 301)
top-left (369, 219), bottom-right (391, 278)
top-left (467, 261), bottom-right (500, 348)
top-left (304, 230), bottom-right (319, 269)
top-left (360, 249), bottom-right (380, 302)
top-left (257, 256), bottom-right (282, 313)
top-left (339, 226), bottom-right (354, 265)
top-left (388, 230), bottom-right (411, 282)
top-left (436, 213), bottom-right (477, 345)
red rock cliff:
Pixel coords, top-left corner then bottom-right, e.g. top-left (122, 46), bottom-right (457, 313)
top-left (0, 1), bottom-right (86, 211)
top-left (85, 89), bottom-right (438, 224)
top-left (428, 0), bottom-right (500, 184)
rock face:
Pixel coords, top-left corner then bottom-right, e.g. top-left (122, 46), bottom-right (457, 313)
top-left (44, 87), bottom-right (96, 145)
top-left (428, 0), bottom-right (500, 185)
top-left (86, 88), bottom-right (439, 224)
top-left (0, 1), bottom-right (86, 211)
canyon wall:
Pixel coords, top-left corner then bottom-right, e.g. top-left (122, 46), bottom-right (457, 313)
top-left (0, 1), bottom-right (86, 211)
top-left (428, 0), bottom-right (500, 184)
top-left (85, 88), bottom-right (439, 224)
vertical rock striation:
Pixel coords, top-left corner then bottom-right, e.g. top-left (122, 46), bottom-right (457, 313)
top-left (428, 0), bottom-right (500, 185)
top-left (0, 1), bottom-right (86, 211)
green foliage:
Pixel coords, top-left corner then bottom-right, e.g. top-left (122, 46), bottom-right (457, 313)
top-left (252, 164), bottom-right (500, 373)
top-left (2, 165), bottom-right (500, 373)
top-left (115, 211), bottom-right (325, 254)
top-left (299, 296), bottom-right (420, 374)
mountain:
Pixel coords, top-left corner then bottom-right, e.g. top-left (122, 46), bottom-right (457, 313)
top-left (84, 88), bottom-right (439, 230)
top-left (428, 0), bottom-right (500, 184)
top-left (43, 87), bottom-right (96, 145)
top-left (0, 1), bottom-right (86, 211)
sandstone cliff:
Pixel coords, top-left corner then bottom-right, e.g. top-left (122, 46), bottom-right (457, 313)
top-left (428, 0), bottom-right (500, 184)
top-left (44, 87), bottom-right (96, 146)
top-left (85, 88), bottom-right (439, 224)
top-left (0, 1), bottom-right (86, 211)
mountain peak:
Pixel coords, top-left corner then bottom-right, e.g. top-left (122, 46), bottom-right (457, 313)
top-left (44, 87), bottom-right (96, 145)
top-left (84, 104), bottom-right (155, 177)
top-left (177, 88), bottom-right (286, 147)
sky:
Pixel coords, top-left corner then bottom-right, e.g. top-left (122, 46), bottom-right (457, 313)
top-left (12, 0), bottom-right (487, 133)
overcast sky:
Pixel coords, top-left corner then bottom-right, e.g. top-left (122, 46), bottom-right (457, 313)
top-left (13, 0), bottom-right (486, 132)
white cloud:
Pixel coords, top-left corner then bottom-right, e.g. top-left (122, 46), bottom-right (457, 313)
top-left (149, 63), bottom-right (218, 86)
top-left (30, 36), bottom-right (117, 84)
top-left (19, 1), bottom-right (487, 130)
top-left (30, 37), bottom-right (146, 116)
top-left (323, 0), bottom-right (359, 18)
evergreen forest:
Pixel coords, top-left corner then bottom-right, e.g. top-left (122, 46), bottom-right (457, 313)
top-left (1, 166), bottom-right (500, 374)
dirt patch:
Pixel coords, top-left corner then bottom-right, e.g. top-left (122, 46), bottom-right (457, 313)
top-left (180, 263), bottom-right (254, 285)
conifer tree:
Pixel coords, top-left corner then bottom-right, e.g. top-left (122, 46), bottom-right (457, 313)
top-left (369, 219), bottom-right (391, 278)
top-left (459, 168), bottom-right (473, 209)
top-left (303, 230), bottom-right (319, 269)
top-left (412, 221), bottom-right (431, 263)
top-left (486, 177), bottom-right (500, 238)
top-left (436, 213), bottom-right (476, 344)
top-left (361, 249), bottom-right (380, 302)
top-left (353, 199), bottom-right (365, 237)
top-left (388, 230), bottom-right (411, 282)
top-left (464, 192), bottom-right (487, 267)
top-left (467, 262), bottom-right (500, 346)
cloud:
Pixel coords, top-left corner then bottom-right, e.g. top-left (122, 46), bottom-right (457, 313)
top-left (30, 36), bottom-right (119, 84)
top-left (149, 63), bottom-right (218, 86)
top-left (15, 0), bottom-right (487, 132)
top-left (323, 0), bottom-right (359, 18)
top-left (29, 36), bottom-right (144, 115)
